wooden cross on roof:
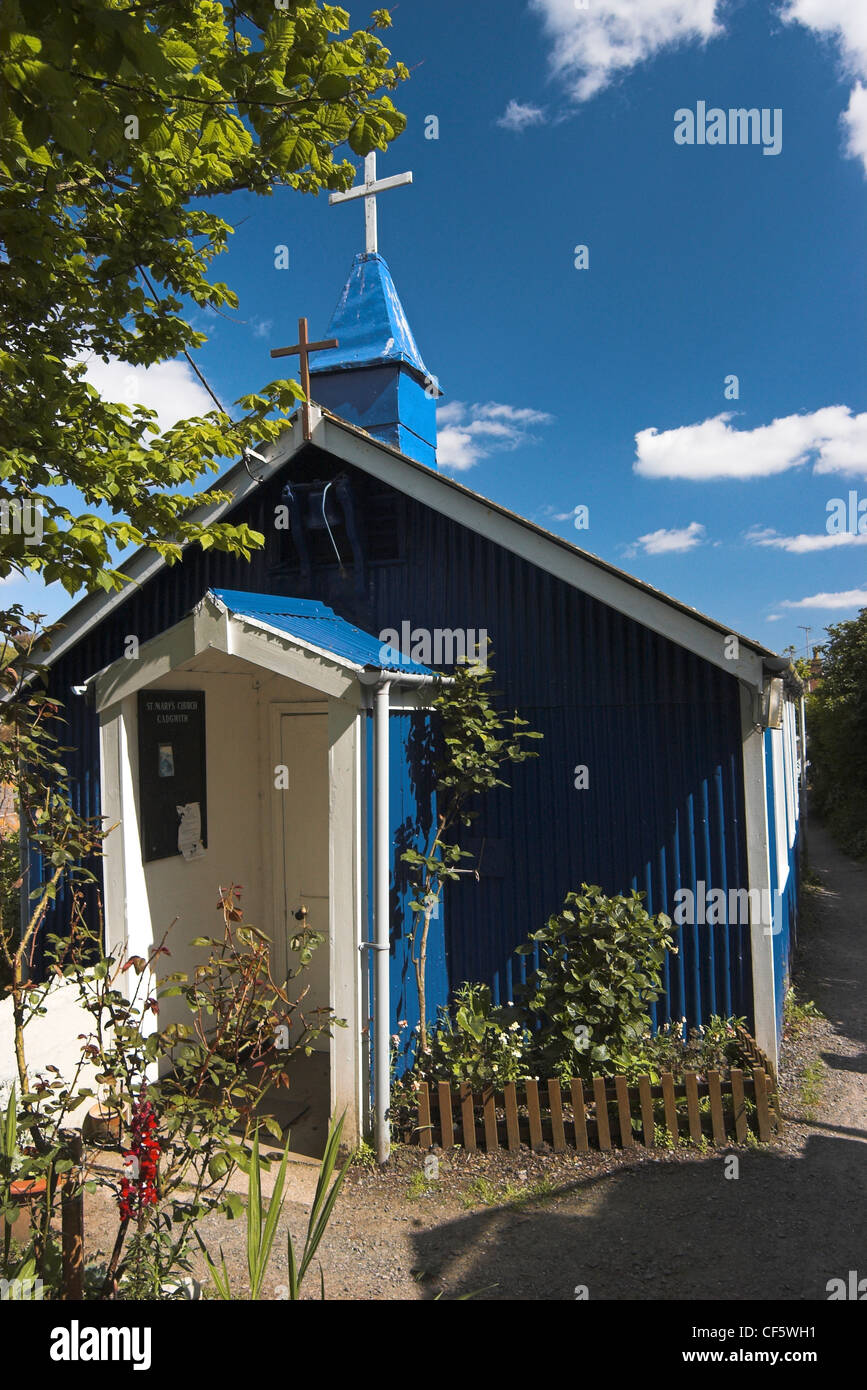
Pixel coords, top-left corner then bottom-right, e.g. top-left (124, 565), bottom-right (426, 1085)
top-left (270, 317), bottom-right (338, 440)
top-left (328, 151), bottom-right (412, 255)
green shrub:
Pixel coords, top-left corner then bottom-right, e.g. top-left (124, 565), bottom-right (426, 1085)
top-left (423, 983), bottom-right (531, 1089)
top-left (807, 609), bottom-right (867, 858)
top-left (516, 884), bottom-right (678, 1082)
top-left (593, 1015), bottom-right (748, 1084)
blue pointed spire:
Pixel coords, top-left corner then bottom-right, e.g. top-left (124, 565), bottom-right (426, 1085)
top-left (310, 252), bottom-right (430, 381)
top-left (309, 253), bottom-right (439, 466)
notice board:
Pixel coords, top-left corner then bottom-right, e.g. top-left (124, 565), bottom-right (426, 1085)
top-left (137, 690), bottom-right (207, 863)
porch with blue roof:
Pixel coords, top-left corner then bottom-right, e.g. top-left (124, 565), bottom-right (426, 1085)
top-left (209, 588), bottom-right (434, 675)
top-left (82, 582), bottom-right (444, 1156)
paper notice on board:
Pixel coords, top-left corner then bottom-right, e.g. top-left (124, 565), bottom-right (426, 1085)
top-left (176, 802), bottom-right (204, 860)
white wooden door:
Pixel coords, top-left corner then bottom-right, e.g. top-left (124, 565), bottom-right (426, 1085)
top-left (279, 712), bottom-right (330, 1050)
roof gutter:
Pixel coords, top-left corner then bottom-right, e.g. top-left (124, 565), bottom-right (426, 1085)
top-left (763, 655), bottom-right (805, 699)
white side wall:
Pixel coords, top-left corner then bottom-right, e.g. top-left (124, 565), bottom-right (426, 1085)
top-left (103, 664), bottom-right (276, 1039)
top-left (770, 726), bottom-right (789, 897)
top-left (0, 980), bottom-right (102, 1124)
top-left (739, 682), bottom-right (777, 1068)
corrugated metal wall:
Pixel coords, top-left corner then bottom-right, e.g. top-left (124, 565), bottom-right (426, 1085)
top-left (364, 711), bottom-right (448, 1076)
top-left (373, 495), bottom-right (753, 1034)
top-left (42, 445), bottom-right (754, 1035)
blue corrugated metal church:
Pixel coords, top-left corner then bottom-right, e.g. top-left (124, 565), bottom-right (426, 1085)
top-left (36, 175), bottom-right (804, 1153)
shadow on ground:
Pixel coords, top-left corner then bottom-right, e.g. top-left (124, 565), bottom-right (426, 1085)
top-left (411, 1133), bottom-right (867, 1300)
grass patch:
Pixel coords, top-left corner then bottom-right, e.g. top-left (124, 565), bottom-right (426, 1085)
top-left (784, 986), bottom-right (825, 1035)
top-left (350, 1140), bottom-right (376, 1169)
top-left (406, 1169), bottom-right (435, 1201)
top-left (459, 1174), bottom-right (558, 1211)
top-left (800, 1058), bottom-right (825, 1119)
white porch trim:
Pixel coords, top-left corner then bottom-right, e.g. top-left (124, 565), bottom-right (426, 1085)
top-left (90, 592), bottom-right (368, 1145)
top-left (739, 681), bottom-right (778, 1071)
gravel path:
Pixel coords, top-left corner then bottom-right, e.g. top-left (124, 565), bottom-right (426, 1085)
top-left (82, 816), bottom-right (867, 1301)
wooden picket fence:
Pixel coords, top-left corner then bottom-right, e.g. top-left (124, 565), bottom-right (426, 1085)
top-left (733, 1022), bottom-right (777, 1081)
top-left (412, 1066), bottom-right (781, 1154)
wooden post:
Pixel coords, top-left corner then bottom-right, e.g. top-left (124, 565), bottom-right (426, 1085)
top-left (482, 1087), bottom-right (499, 1152)
top-left (661, 1071), bottom-right (679, 1144)
top-left (547, 1080), bottom-right (566, 1153)
top-left (730, 1068), bottom-right (747, 1143)
top-left (459, 1081), bottom-right (476, 1152)
top-left (571, 1080), bottom-right (589, 1152)
top-left (61, 1133), bottom-right (84, 1302)
top-left (615, 1076), bottom-right (634, 1148)
top-left (417, 1082), bottom-right (433, 1149)
top-left (707, 1071), bottom-right (726, 1146)
top-left (638, 1076), bottom-right (655, 1148)
top-left (684, 1071), bottom-right (702, 1144)
top-left (593, 1077), bottom-right (611, 1150)
top-left (525, 1080), bottom-right (543, 1150)
top-left (504, 1083), bottom-right (521, 1152)
top-left (437, 1082), bottom-right (454, 1150)
top-left (753, 1068), bottom-right (773, 1142)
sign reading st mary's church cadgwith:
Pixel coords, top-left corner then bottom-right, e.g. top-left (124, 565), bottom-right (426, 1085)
top-left (137, 690), bottom-right (207, 863)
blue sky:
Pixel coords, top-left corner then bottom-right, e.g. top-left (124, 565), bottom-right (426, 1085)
top-left (16, 0), bottom-right (867, 658)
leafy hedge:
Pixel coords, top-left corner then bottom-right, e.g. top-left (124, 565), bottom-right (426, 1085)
top-left (807, 609), bottom-right (867, 858)
top-left (416, 883), bottom-right (685, 1088)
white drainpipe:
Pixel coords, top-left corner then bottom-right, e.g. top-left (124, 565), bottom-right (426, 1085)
top-left (373, 677), bottom-right (392, 1165)
top-left (361, 666), bottom-right (446, 1165)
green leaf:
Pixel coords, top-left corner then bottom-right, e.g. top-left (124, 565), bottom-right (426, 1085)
top-left (223, 1193), bottom-right (243, 1221)
top-left (348, 114), bottom-right (381, 156)
top-left (49, 108), bottom-right (92, 159)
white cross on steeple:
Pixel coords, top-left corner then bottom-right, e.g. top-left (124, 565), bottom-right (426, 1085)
top-left (328, 152), bottom-right (412, 255)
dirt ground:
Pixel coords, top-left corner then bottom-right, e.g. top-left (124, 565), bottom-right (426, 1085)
top-left (80, 815), bottom-right (866, 1301)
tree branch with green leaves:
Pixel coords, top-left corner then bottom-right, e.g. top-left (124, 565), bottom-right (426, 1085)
top-left (1, 1), bottom-right (408, 600)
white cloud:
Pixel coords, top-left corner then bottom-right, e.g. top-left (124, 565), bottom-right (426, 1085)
top-left (80, 356), bottom-right (215, 431)
top-left (470, 403), bottom-right (553, 425)
top-left (525, 0), bottom-right (867, 169)
top-left (252, 318), bottom-right (274, 340)
top-left (782, 0), bottom-right (867, 173)
top-left (780, 587), bottom-right (867, 609)
top-left (496, 99), bottom-right (547, 131)
top-left (634, 406), bottom-right (867, 481)
top-left (627, 520), bottom-right (706, 556)
top-left (746, 525), bottom-right (867, 553)
top-left (529, 0), bottom-right (723, 102)
top-left (843, 81), bottom-right (867, 170)
top-left (437, 401), bottom-right (554, 471)
top-left (781, 0), bottom-right (867, 77)
top-left (812, 408), bottom-right (867, 473)
top-left (436, 427), bottom-right (480, 472)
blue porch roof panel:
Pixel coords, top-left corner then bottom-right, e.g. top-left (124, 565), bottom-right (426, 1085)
top-left (209, 588), bottom-right (435, 675)
top-left (308, 252), bottom-right (431, 382)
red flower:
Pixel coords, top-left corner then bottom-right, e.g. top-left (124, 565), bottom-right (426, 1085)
top-left (116, 1098), bottom-right (161, 1221)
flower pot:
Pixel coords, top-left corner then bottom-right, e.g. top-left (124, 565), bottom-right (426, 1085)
top-left (9, 1175), bottom-right (50, 1200)
top-left (82, 1103), bottom-right (123, 1148)
top-left (3, 1172), bottom-right (70, 1244)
